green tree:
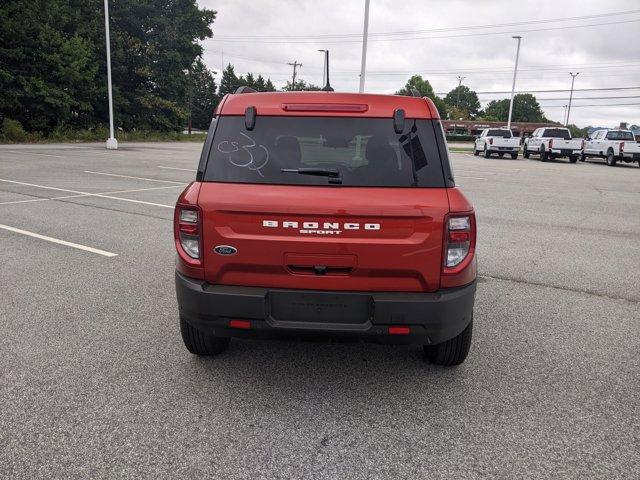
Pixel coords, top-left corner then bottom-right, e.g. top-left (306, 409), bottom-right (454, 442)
top-left (395, 75), bottom-right (448, 119)
top-left (481, 94), bottom-right (547, 123)
top-left (0, 0), bottom-right (217, 134)
top-left (282, 79), bottom-right (322, 91)
top-left (187, 59), bottom-right (218, 130)
top-left (217, 64), bottom-right (276, 96)
top-left (444, 85), bottom-right (480, 119)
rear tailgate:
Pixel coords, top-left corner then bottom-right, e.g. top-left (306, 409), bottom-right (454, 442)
top-left (491, 137), bottom-right (520, 148)
top-left (199, 183), bottom-right (449, 292)
top-left (551, 139), bottom-right (582, 150)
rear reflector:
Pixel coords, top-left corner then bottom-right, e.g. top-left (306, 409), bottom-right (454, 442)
top-left (228, 319), bottom-right (251, 329)
top-left (281, 103), bottom-right (368, 113)
top-left (388, 326), bottom-right (411, 335)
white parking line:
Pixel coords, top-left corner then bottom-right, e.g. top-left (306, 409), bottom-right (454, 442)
top-left (157, 165), bottom-right (197, 172)
top-left (0, 178), bottom-right (177, 208)
top-left (84, 170), bottom-right (185, 184)
top-left (0, 150), bottom-right (64, 158)
top-left (0, 185), bottom-right (183, 206)
top-left (0, 223), bottom-right (117, 257)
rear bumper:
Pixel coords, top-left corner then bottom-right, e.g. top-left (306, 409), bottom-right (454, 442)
top-left (488, 146), bottom-right (519, 152)
top-left (550, 148), bottom-right (581, 156)
top-left (175, 271), bottom-right (476, 345)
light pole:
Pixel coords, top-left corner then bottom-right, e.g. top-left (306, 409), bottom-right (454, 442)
top-left (566, 72), bottom-right (580, 126)
top-left (507, 35), bottom-right (522, 129)
top-left (103, 0), bottom-right (117, 150)
top-left (456, 75), bottom-right (466, 111)
top-left (358, 0), bottom-right (370, 93)
top-left (318, 49), bottom-right (327, 86)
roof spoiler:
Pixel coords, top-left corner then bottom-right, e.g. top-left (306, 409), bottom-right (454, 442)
top-left (235, 86), bottom-right (257, 94)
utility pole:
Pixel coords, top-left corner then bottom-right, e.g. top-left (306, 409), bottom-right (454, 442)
top-left (287, 61), bottom-right (302, 90)
top-left (507, 35), bottom-right (522, 129)
top-left (103, 0), bottom-right (117, 150)
top-left (566, 72), bottom-right (580, 126)
top-left (358, 0), bottom-right (370, 93)
top-left (318, 50), bottom-right (327, 85)
top-left (563, 105), bottom-right (568, 125)
top-left (456, 75), bottom-right (466, 110)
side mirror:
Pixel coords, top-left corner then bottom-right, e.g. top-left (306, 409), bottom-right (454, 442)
top-left (586, 137), bottom-right (591, 141)
top-left (393, 108), bottom-right (405, 134)
top-left (244, 106), bottom-right (256, 130)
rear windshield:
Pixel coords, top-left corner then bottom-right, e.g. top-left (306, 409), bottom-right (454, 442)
top-left (543, 128), bottom-right (571, 139)
top-left (487, 129), bottom-right (512, 138)
top-left (605, 130), bottom-right (634, 141)
top-left (203, 116), bottom-right (445, 187)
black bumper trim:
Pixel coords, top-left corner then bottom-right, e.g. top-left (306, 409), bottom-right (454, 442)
top-left (175, 271), bottom-right (475, 345)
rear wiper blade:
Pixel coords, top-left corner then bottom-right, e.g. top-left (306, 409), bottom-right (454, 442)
top-left (281, 167), bottom-right (342, 184)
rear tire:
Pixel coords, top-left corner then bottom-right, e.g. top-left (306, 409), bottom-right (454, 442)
top-left (424, 320), bottom-right (472, 366)
top-left (540, 146), bottom-right (548, 162)
top-left (606, 150), bottom-right (617, 166)
top-left (180, 316), bottom-right (230, 355)
top-left (511, 152), bottom-right (518, 159)
top-left (484, 145), bottom-right (491, 158)
top-left (473, 146), bottom-right (479, 156)
top-left (580, 152), bottom-right (586, 162)
top-left (523, 147), bottom-right (530, 158)
top-left (569, 155), bottom-right (578, 163)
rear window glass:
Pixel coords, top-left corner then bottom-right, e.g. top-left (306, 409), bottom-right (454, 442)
top-left (543, 128), bottom-right (571, 139)
top-left (487, 129), bottom-right (512, 138)
top-left (203, 116), bottom-right (445, 187)
top-left (605, 130), bottom-right (634, 141)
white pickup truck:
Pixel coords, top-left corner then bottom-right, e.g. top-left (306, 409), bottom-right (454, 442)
top-left (581, 129), bottom-right (640, 167)
top-left (473, 128), bottom-right (520, 159)
top-left (523, 127), bottom-right (583, 163)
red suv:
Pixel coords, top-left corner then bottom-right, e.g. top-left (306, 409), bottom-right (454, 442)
top-left (174, 91), bottom-right (477, 366)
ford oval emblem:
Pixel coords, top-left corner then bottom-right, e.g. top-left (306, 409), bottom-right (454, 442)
top-left (213, 245), bottom-right (237, 256)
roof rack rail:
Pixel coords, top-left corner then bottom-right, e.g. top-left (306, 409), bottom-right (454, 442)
top-left (235, 86), bottom-right (258, 94)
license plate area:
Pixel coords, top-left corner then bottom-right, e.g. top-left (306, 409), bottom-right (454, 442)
top-left (269, 291), bottom-right (372, 325)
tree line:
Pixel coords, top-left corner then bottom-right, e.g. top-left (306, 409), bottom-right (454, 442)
top-left (1, 0), bottom-right (584, 138)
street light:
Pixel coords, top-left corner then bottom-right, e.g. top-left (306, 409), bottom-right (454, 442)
top-left (318, 49), bottom-right (327, 86)
top-left (507, 36), bottom-right (522, 129)
top-left (103, 0), bottom-right (117, 150)
top-left (566, 72), bottom-right (580, 126)
top-left (358, 0), bottom-right (370, 93)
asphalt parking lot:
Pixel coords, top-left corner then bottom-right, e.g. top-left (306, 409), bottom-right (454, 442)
top-left (1, 142), bottom-right (638, 479)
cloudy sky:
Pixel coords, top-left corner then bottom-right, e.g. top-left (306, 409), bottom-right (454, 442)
top-left (197, 0), bottom-right (640, 127)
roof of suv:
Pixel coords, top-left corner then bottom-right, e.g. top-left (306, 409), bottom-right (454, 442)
top-left (216, 91), bottom-right (440, 119)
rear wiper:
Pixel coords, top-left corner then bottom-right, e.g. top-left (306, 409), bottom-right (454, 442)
top-left (281, 167), bottom-right (342, 184)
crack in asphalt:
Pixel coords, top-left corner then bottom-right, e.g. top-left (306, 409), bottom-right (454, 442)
top-left (479, 273), bottom-right (639, 304)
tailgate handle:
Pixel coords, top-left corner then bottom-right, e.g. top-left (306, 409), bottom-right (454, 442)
top-left (288, 264), bottom-right (353, 276)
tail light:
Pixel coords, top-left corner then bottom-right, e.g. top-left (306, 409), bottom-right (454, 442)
top-left (441, 213), bottom-right (477, 288)
top-left (488, 138), bottom-right (493, 145)
top-left (620, 142), bottom-right (625, 154)
top-left (174, 186), bottom-right (204, 271)
top-left (549, 139), bottom-right (554, 149)
top-left (177, 207), bottom-right (201, 260)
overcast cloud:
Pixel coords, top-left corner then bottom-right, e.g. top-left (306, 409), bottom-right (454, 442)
top-left (197, 0), bottom-right (640, 127)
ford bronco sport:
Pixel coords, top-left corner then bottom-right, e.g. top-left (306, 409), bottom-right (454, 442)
top-left (174, 91), bottom-right (477, 366)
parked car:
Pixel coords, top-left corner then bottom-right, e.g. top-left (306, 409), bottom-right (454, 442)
top-left (581, 129), bottom-right (640, 167)
top-left (473, 128), bottom-right (520, 159)
top-left (174, 90), bottom-right (477, 366)
top-left (523, 127), bottom-right (583, 163)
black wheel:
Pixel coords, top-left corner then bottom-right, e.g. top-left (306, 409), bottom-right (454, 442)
top-left (580, 152), bottom-right (586, 162)
top-left (540, 146), bottom-right (548, 162)
top-left (180, 315), bottom-right (230, 355)
top-left (484, 145), bottom-right (491, 158)
top-left (511, 152), bottom-right (518, 159)
top-left (473, 146), bottom-right (479, 156)
top-left (569, 155), bottom-right (578, 163)
top-left (498, 152), bottom-right (504, 158)
top-left (424, 320), bottom-right (472, 366)
top-left (523, 147), bottom-right (530, 158)
top-left (606, 150), bottom-right (617, 166)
